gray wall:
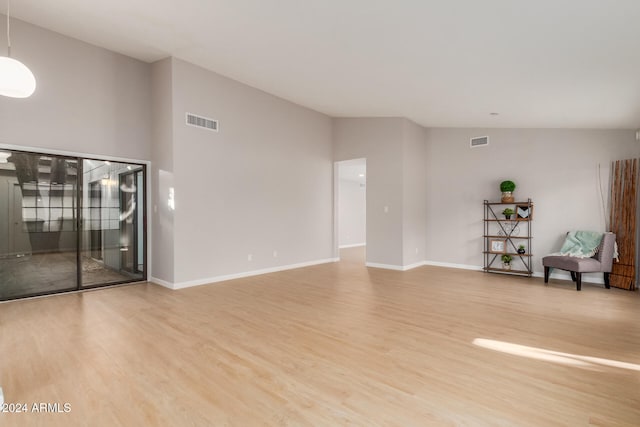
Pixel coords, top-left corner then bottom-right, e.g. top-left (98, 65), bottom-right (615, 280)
top-left (0, 16), bottom-right (151, 161)
top-left (402, 120), bottom-right (428, 266)
top-left (424, 128), bottom-right (640, 281)
top-left (333, 117), bottom-right (429, 268)
top-left (170, 59), bottom-right (334, 284)
top-left (333, 118), bottom-right (405, 267)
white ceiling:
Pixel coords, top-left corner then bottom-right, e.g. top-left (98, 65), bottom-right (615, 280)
top-left (7, 0), bottom-right (640, 129)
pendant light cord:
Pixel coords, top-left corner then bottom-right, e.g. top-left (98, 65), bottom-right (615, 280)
top-left (6, 0), bottom-right (11, 57)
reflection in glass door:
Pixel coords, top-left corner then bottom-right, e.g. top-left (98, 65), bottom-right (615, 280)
top-left (119, 170), bottom-right (144, 275)
top-left (0, 148), bottom-right (146, 301)
top-left (80, 160), bottom-right (145, 288)
top-left (89, 181), bottom-right (102, 260)
top-left (0, 150), bottom-right (78, 300)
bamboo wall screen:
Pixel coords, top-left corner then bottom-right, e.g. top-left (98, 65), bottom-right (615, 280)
top-left (609, 158), bottom-right (638, 291)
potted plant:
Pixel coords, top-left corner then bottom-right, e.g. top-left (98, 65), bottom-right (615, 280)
top-left (502, 208), bottom-right (514, 220)
top-left (501, 254), bottom-right (513, 270)
top-left (517, 244), bottom-right (526, 254)
top-left (500, 180), bottom-right (516, 203)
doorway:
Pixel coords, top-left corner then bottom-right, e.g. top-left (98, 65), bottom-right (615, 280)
top-left (335, 158), bottom-right (367, 262)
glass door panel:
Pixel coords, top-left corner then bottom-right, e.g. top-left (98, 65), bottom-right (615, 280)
top-left (0, 150), bottom-right (79, 300)
top-left (80, 160), bottom-right (145, 287)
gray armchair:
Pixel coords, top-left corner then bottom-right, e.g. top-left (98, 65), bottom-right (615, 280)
top-left (543, 233), bottom-right (616, 291)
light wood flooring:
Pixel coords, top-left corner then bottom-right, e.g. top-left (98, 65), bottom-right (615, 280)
top-left (0, 247), bottom-right (639, 426)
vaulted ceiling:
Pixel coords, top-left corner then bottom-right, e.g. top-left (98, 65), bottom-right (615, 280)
top-left (7, 0), bottom-right (640, 129)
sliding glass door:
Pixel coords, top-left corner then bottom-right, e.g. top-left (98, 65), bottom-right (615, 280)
top-left (0, 149), bottom-right (146, 301)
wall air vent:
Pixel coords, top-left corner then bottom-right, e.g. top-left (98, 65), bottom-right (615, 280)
top-left (186, 113), bottom-right (219, 132)
top-left (470, 136), bottom-right (489, 148)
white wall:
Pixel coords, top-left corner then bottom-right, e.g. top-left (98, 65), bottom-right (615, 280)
top-left (0, 16), bottom-right (151, 161)
top-left (169, 58), bottom-right (334, 285)
top-left (338, 178), bottom-right (366, 247)
top-left (424, 128), bottom-right (640, 281)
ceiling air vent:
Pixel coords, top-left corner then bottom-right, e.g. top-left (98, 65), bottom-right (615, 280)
top-left (186, 113), bottom-right (219, 132)
top-left (470, 136), bottom-right (489, 148)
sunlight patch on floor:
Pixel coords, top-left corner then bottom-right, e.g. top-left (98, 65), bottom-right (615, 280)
top-left (473, 338), bottom-right (640, 372)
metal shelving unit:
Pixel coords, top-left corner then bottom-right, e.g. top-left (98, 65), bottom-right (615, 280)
top-left (483, 199), bottom-right (533, 277)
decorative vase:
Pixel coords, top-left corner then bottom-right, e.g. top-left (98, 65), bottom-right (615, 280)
top-left (505, 215), bottom-right (512, 220)
top-left (501, 191), bottom-right (514, 203)
top-left (517, 248), bottom-right (525, 255)
top-left (503, 263), bottom-right (511, 270)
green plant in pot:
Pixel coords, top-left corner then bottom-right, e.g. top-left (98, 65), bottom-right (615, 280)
top-left (501, 254), bottom-right (513, 270)
top-left (517, 244), bottom-right (526, 255)
top-left (500, 180), bottom-right (516, 203)
top-left (502, 208), bottom-right (514, 220)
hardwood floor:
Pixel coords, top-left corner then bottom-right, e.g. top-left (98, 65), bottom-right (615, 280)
top-left (1, 247), bottom-right (639, 426)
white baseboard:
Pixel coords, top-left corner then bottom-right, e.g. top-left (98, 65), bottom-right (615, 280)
top-left (339, 243), bottom-right (366, 249)
top-left (150, 257), bottom-right (607, 290)
top-left (366, 260), bottom-right (480, 272)
top-left (149, 276), bottom-right (174, 289)
top-left (365, 261), bottom-right (426, 271)
top-left (402, 261), bottom-right (427, 271)
top-left (365, 262), bottom-right (404, 271)
top-left (152, 257), bottom-right (339, 290)
top-left (423, 260), bottom-right (483, 271)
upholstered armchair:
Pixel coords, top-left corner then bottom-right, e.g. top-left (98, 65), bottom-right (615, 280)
top-left (542, 233), bottom-right (616, 291)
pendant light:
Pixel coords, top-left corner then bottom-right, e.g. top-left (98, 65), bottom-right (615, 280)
top-left (0, 0), bottom-right (36, 98)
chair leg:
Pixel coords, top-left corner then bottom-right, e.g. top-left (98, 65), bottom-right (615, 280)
top-left (576, 272), bottom-right (582, 291)
top-left (570, 271), bottom-right (577, 282)
top-left (544, 267), bottom-right (550, 283)
top-left (604, 272), bottom-right (610, 289)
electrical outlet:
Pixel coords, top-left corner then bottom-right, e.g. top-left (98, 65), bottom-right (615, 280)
top-left (384, 206), bottom-right (389, 213)
top-left (247, 254), bottom-right (252, 261)
top-left (273, 251), bottom-right (278, 258)
top-left (415, 248), bottom-right (419, 254)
